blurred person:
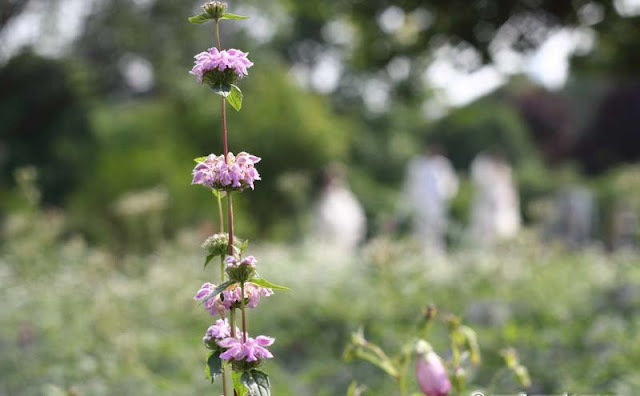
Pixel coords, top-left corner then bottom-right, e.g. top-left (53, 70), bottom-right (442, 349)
top-left (311, 164), bottom-right (366, 251)
top-left (611, 200), bottom-right (638, 251)
top-left (403, 145), bottom-right (459, 253)
top-left (548, 185), bottom-right (597, 250)
top-left (470, 150), bottom-right (521, 246)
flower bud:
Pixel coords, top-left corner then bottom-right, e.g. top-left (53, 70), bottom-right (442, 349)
top-left (225, 255), bottom-right (257, 282)
top-left (203, 1), bottom-right (227, 19)
top-left (202, 232), bottom-right (230, 257)
top-left (415, 341), bottom-right (451, 396)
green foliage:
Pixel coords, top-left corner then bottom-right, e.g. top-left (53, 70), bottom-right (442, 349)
top-left (1, 215), bottom-right (640, 395)
top-left (227, 85), bottom-right (243, 111)
top-left (249, 278), bottom-right (289, 291)
top-left (233, 370), bottom-right (248, 396)
top-left (0, 51), bottom-right (95, 206)
top-left (206, 351), bottom-right (223, 383)
top-left (220, 13), bottom-right (249, 20)
top-left (242, 370), bottom-right (271, 396)
top-left (188, 13), bottom-right (211, 24)
top-left (424, 99), bottom-right (537, 170)
top-left (204, 254), bottom-right (216, 269)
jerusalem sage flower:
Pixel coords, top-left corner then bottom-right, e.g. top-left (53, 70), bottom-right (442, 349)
top-left (218, 334), bottom-right (275, 362)
top-left (190, 47), bottom-right (253, 84)
top-left (192, 152), bottom-right (261, 191)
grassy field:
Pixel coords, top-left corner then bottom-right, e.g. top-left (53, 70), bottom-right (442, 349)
top-left (1, 211), bottom-right (639, 395)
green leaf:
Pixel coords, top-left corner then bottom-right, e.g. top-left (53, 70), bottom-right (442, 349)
top-left (226, 84), bottom-right (243, 111)
top-left (193, 156), bottom-right (207, 163)
top-left (232, 371), bottom-right (248, 396)
top-left (211, 189), bottom-right (225, 199)
top-left (200, 280), bottom-right (236, 305)
top-left (240, 238), bottom-right (249, 253)
top-left (188, 13), bottom-right (211, 24)
top-left (220, 13), bottom-right (249, 20)
top-left (205, 351), bottom-right (223, 383)
top-left (242, 370), bottom-right (270, 396)
top-left (203, 254), bottom-right (215, 269)
top-left (210, 83), bottom-right (232, 97)
top-left (248, 278), bottom-right (289, 291)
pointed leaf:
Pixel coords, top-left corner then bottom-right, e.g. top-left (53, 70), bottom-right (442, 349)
top-left (210, 83), bottom-right (232, 97)
top-left (199, 280), bottom-right (236, 305)
top-left (205, 351), bottom-right (223, 383)
top-left (232, 371), bottom-right (248, 396)
top-left (226, 85), bottom-right (243, 111)
top-left (204, 254), bottom-right (215, 269)
top-left (248, 278), bottom-right (289, 291)
top-left (189, 13), bottom-right (211, 24)
top-left (220, 13), bottom-right (249, 20)
top-left (194, 156), bottom-right (207, 163)
top-left (240, 238), bottom-right (249, 253)
top-left (242, 370), bottom-right (270, 396)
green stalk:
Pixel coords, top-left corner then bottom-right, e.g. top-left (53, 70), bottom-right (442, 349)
top-left (214, 16), bottom-right (234, 396)
top-left (240, 281), bottom-right (247, 342)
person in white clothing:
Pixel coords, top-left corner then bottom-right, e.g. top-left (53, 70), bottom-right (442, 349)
top-left (312, 164), bottom-right (366, 251)
top-left (470, 150), bottom-right (521, 246)
top-left (403, 145), bottom-right (459, 253)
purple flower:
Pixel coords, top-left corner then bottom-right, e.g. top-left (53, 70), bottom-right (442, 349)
top-left (194, 282), bottom-right (227, 316)
top-left (196, 281), bottom-right (273, 316)
top-left (192, 152), bottom-right (261, 192)
top-left (190, 47), bottom-right (254, 83)
top-left (221, 282), bottom-right (273, 310)
top-left (415, 342), bottom-right (451, 396)
top-left (194, 282), bottom-right (215, 301)
top-left (218, 334), bottom-right (275, 362)
top-left (204, 318), bottom-right (232, 341)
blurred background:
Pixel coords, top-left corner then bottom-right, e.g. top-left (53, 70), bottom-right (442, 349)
top-left (1, 0), bottom-right (639, 395)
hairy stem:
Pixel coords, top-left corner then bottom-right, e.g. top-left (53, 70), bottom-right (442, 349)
top-left (222, 363), bottom-right (229, 395)
top-left (217, 192), bottom-right (224, 234)
top-left (229, 308), bottom-right (237, 396)
top-left (240, 281), bottom-right (247, 342)
top-left (214, 17), bottom-right (234, 396)
top-left (215, 20), bottom-right (221, 50)
top-left (227, 193), bottom-right (234, 255)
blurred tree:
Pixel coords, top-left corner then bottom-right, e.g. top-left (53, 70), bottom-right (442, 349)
top-left (0, 51), bottom-right (95, 205)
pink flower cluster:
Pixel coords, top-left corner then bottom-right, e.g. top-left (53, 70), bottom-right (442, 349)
top-left (203, 318), bottom-right (239, 345)
top-left (202, 319), bottom-right (275, 363)
top-left (225, 255), bottom-right (257, 269)
top-left (192, 152), bottom-right (261, 191)
top-left (194, 282), bottom-right (274, 316)
top-left (218, 335), bottom-right (275, 362)
top-left (190, 47), bottom-right (253, 83)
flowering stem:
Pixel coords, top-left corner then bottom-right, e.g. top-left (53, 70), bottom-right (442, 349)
top-left (240, 281), bottom-right (247, 342)
top-left (229, 308), bottom-right (237, 396)
top-left (217, 192), bottom-right (224, 234)
top-left (221, 99), bottom-right (229, 159)
top-left (214, 18), bottom-right (234, 396)
top-left (227, 192), bottom-right (235, 255)
top-left (220, 256), bottom-right (225, 284)
top-left (215, 19), bottom-right (222, 51)
top-left (222, 362), bottom-right (229, 395)
top-left (215, 17), bottom-right (234, 255)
